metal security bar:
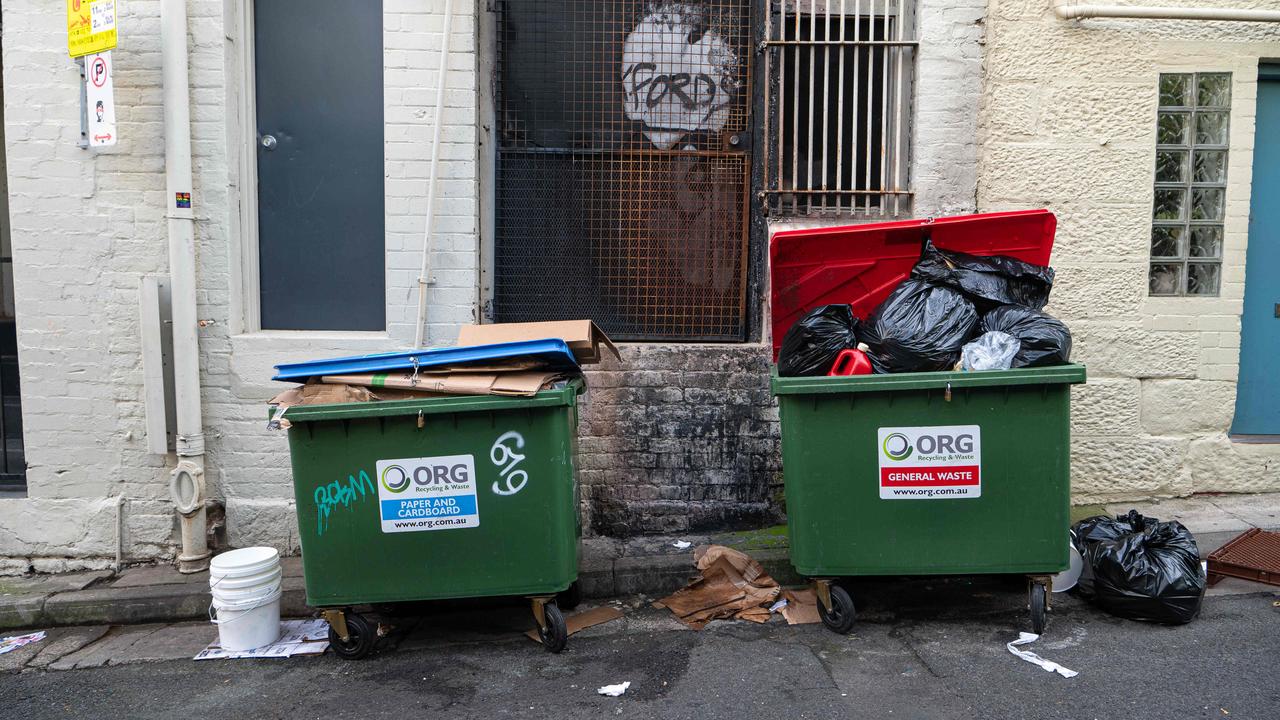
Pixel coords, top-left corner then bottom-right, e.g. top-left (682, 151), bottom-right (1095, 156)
top-left (764, 0), bottom-right (916, 217)
top-left (493, 1), bottom-right (753, 341)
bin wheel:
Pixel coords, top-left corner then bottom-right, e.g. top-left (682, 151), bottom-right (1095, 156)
top-left (539, 602), bottom-right (568, 654)
top-left (818, 585), bottom-right (856, 634)
top-left (1029, 582), bottom-right (1047, 635)
top-left (557, 581), bottom-right (582, 611)
top-left (328, 613), bottom-right (375, 660)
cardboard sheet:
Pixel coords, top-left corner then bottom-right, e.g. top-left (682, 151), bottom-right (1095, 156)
top-left (321, 370), bottom-right (565, 397)
top-left (524, 605), bottom-right (624, 642)
top-left (778, 588), bottom-right (822, 625)
top-left (457, 320), bottom-right (620, 364)
top-left (653, 545), bottom-right (781, 630)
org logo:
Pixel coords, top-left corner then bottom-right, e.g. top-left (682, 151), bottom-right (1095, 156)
top-left (381, 465), bottom-right (410, 493)
top-left (882, 433), bottom-right (913, 461)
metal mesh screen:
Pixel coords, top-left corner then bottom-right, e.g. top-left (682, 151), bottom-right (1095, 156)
top-left (495, 1), bottom-right (752, 341)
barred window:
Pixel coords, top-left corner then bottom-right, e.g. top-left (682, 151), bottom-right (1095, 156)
top-left (764, 1), bottom-right (916, 217)
top-left (1149, 72), bottom-right (1230, 296)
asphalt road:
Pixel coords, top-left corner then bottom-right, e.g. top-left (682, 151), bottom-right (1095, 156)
top-left (3, 577), bottom-right (1278, 720)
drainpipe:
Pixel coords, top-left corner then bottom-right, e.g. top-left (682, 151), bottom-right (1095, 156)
top-left (413, 0), bottom-right (454, 349)
top-left (1054, 3), bottom-right (1280, 22)
top-left (161, 0), bottom-right (209, 574)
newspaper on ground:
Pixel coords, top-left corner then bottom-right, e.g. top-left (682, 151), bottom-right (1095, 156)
top-left (0, 631), bottom-right (45, 656)
top-left (194, 619), bottom-right (330, 660)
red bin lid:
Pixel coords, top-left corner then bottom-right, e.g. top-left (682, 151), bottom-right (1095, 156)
top-left (769, 210), bottom-right (1057, 360)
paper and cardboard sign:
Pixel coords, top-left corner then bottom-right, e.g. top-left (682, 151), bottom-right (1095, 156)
top-left (878, 425), bottom-right (982, 500)
top-left (84, 50), bottom-right (117, 147)
top-left (457, 320), bottom-right (620, 364)
top-left (376, 454), bottom-right (479, 533)
top-left (67, 0), bottom-right (117, 58)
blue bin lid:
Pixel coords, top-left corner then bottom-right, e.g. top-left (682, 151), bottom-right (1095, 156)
top-left (272, 339), bottom-right (580, 382)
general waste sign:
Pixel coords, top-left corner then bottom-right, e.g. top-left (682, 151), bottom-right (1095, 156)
top-left (67, 0), bottom-right (117, 58)
top-left (878, 425), bottom-right (981, 500)
top-left (375, 454), bottom-right (480, 533)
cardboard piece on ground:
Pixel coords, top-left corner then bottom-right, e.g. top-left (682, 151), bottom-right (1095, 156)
top-left (524, 605), bottom-right (624, 642)
top-left (653, 545), bottom-right (781, 630)
top-left (321, 370), bottom-right (565, 397)
top-left (779, 588), bottom-right (822, 625)
top-left (457, 320), bottom-right (620, 364)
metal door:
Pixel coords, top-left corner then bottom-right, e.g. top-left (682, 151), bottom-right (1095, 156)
top-left (1233, 66), bottom-right (1280, 435)
top-left (254, 0), bottom-right (385, 331)
top-left (492, 1), bottom-right (753, 341)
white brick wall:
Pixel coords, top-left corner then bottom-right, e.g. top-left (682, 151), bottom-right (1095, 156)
top-left (979, 1), bottom-right (1280, 501)
top-left (0, 0), bottom-right (480, 570)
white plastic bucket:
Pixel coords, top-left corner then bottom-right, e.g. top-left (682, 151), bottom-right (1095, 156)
top-left (208, 547), bottom-right (284, 651)
top-left (210, 588), bottom-right (283, 651)
top-left (210, 547), bottom-right (280, 579)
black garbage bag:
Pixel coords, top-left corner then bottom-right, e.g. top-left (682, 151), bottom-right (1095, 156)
top-left (1070, 510), bottom-right (1157, 596)
top-left (778, 304), bottom-right (860, 377)
top-left (860, 280), bottom-right (979, 373)
top-left (910, 239), bottom-right (1055, 311)
top-left (981, 304), bottom-right (1072, 367)
top-left (1086, 519), bottom-right (1205, 624)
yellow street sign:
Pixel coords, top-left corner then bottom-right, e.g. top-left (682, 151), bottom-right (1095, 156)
top-left (67, 0), bottom-right (117, 59)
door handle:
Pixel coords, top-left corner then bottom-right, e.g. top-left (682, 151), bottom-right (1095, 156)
top-left (260, 134), bottom-right (278, 151)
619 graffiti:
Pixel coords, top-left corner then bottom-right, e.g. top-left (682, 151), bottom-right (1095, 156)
top-left (490, 431), bottom-right (528, 496)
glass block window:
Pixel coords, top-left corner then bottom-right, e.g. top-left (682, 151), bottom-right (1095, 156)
top-left (1150, 73), bottom-right (1230, 296)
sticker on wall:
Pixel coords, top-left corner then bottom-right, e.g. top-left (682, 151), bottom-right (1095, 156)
top-left (375, 454), bottom-right (479, 533)
top-left (878, 425), bottom-right (982, 500)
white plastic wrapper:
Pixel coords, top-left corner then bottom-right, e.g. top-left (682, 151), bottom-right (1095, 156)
top-left (961, 331), bottom-right (1021, 371)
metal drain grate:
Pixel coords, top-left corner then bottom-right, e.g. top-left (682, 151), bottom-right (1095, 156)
top-left (1206, 528), bottom-right (1280, 587)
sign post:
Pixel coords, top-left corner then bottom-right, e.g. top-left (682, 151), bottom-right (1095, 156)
top-left (84, 51), bottom-right (117, 148)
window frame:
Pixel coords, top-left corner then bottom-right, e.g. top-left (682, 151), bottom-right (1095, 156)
top-left (1149, 71), bottom-right (1231, 297)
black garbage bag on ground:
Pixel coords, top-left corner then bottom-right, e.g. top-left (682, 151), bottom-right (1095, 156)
top-left (1073, 511), bottom-right (1205, 624)
top-left (1071, 510), bottom-right (1157, 596)
top-left (981, 304), bottom-right (1072, 367)
top-left (860, 280), bottom-right (979, 373)
top-left (910, 239), bottom-right (1055, 311)
top-left (778, 304), bottom-right (860, 377)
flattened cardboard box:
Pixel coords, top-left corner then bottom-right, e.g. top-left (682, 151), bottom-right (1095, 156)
top-left (320, 370), bottom-right (566, 397)
top-left (456, 320), bottom-right (620, 364)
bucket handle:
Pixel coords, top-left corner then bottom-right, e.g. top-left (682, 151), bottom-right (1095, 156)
top-left (208, 591), bottom-right (281, 625)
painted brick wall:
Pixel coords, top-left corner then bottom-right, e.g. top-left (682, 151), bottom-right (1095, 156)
top-left (0, 0), bottom-right (480, 572)
top-left (979, 0), bottom-right (1280, 501)
top-left (0, 0), bottom-right (988, 570)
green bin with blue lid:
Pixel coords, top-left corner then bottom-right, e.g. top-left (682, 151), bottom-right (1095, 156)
top-left (769, 211), bottom-right (1086, 635)
top-left (272, 340), bottom-right (585, 658)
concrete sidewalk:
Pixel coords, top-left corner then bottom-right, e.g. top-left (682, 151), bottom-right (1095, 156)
top-left (2, 492), bottom-right (1278, 632)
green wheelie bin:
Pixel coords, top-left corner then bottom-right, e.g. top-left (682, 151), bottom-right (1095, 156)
top-left (771, 366), bottom-right (1085, 634)
top-left (281, 383), bottom-right (583, 658)
top-left (768, 210), bottom-right (1084, 635)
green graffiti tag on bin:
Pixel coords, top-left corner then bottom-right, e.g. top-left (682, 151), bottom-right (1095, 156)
top-left (314, 470), bottom-right (375, 536)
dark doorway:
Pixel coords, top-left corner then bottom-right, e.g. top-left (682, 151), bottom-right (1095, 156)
top-left (254, 0), bottom-right (386, 331)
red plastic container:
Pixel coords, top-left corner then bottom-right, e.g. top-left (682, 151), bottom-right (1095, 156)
top-left (769, 210), bottom-right (1057, 361)
top-left (828, 348), bottom-right (872, 376)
